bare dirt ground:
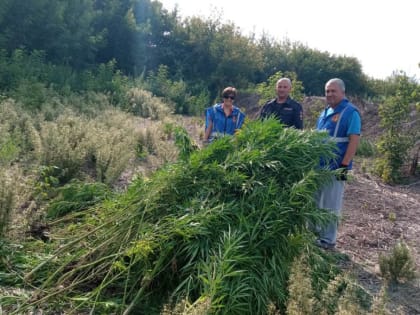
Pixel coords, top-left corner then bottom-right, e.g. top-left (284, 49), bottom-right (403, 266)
top-left (338, 166), bottom-right (420, 314)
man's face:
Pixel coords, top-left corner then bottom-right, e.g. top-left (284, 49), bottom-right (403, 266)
top-left (276, 80), bottom-right (291, 99)
top-left (325, 82), bottom-right (345, 107)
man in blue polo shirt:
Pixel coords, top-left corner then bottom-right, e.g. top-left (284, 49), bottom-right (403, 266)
top-left (315, 78), bottom-right (361, 249)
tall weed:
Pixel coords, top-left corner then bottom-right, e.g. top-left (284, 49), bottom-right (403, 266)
top-left (375, 74), bottom-right (419, 183)
top-left (0, 50), bottom-right (129, 108)
top-left (0, 169), bottom-right (15, 238)
top-left (145, 65), bottom-right (208, 115)
top-left (124, 87), bottom-right (172, 119)
top-left (39, 111), bottom-right (89, 183)
top-left (84, 109), bottom-right (139, 184)
top-left (0, 99), bottom-right (42, 165)
top-left (38, 108), bottom-right (144, 185)
top-left (135, 118), bottom-right (180, 171)
top-left (286, 254), bottom-right (315, 315)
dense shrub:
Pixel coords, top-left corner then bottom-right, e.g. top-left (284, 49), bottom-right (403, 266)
top-left (379, 241), bottom-right (417, 284)
top-left (145, 65), bottom-right (209, 115)
top-left (0, 50), bottom-right (130, 110)
top-left (287, 254), bottom-right (372, 315)
top-left (124, 87), bottom-right (172, 119)
top-left (37, 108), bottom-right (142, 185)
top-left (375, 74), bottom-right (419, 183)
top-left (357, 138), bottom-right (377, 158)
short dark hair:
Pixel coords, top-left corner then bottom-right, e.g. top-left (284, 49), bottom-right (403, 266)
top-left (222, 86), bottom-right (237, 98)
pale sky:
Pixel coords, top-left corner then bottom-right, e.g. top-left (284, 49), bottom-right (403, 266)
top-left (159, 0), bottom-right (420, 80)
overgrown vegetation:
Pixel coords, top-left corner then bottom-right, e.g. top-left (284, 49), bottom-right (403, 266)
top-left (46, 180), bottom-right (112, 219)
top-left (11, 119), bottom-right (350, 314)
top-left (0, 70), bottom-right (418, 315)
top-left (1, 1), bottom-right (419, 314)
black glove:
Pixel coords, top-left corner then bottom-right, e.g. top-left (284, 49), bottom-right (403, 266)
top-left (336, 163), bottom-right (348, 181)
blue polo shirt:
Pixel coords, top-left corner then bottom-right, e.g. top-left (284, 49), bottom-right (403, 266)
top-left (316, 99), bottom-right (361, 169)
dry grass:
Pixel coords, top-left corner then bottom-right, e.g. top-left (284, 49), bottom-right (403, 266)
top-left (125, 87), bottom-right (172, 119)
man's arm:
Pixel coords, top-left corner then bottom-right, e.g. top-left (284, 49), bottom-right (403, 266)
top-left (203, 121), bottom-right (213, 142)
top-left (203, 108), bottom-right (213, 142)
top-left (342, 110), bottom-right (361, 165)
top-left (342, 134), bottom-right (360, 166)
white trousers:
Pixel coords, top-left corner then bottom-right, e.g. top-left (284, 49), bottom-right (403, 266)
top-left (315, 178), bottom-right (345, 245)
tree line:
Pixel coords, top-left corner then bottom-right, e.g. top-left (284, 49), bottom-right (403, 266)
top-left (1, 0), bottom-right (388, 101)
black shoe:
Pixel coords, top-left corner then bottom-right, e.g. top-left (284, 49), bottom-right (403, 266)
top-left (315, 239), bottom-right (336, 250)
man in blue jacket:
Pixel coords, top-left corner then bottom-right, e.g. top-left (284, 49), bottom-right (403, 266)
top-left (315, 78), bottom-right (361, 249)
top-left (203, 87), bottom-right (246, 144)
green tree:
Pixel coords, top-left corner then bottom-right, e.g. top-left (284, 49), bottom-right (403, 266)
top-left (0, 0), bottom-right (100, 69)
top-left (170, 16), bottom-right (263, 99)
top-left (256, 34), bottom-right (290, 82)
top-left (208, 22), bottom-right (263, 93)
top-left (375, 72), bottom-right (419, 183)
top-left (257, 40), bottom-right (367, 96)
top-left (256, 70), bottom-right (304, 105)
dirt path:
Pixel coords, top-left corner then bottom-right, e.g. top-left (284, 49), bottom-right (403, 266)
top-left (338, 166), bottom-right (420, 314)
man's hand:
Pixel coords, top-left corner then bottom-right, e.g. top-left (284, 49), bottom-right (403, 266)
top-left (336, 164), bottom-right (348, 181)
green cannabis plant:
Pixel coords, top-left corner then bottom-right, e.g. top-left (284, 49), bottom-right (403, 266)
top-left (19, 118), bottom-right (339, 314)
top-left (46, 180), bottom-right (112, 219)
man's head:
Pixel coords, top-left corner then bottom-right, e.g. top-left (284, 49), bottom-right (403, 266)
top-left (276, 78), bottom-right (292, 101)
top-left (325, 78), bottom-right (345, 108)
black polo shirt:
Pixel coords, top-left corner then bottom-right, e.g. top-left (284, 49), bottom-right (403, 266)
top-left (259, 96), bottom-right (303, 129)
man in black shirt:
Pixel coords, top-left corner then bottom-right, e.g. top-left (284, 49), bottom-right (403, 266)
top-left (259, 78), bottom-right (303, 129)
